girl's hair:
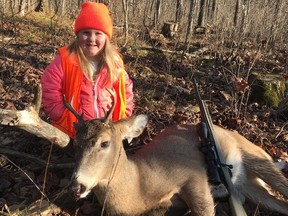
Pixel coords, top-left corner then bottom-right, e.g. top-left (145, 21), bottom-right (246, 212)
top-left (67, 36), bottom-right (123, 86)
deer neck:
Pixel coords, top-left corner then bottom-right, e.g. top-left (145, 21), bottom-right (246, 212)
top-left (108, 146), bottom-right (142, 187)
top-left (94, 148), bottom-right (157, 215)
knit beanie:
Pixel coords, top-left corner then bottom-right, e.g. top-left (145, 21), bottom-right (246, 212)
top-left (74, 2), bottom-right (113, 40)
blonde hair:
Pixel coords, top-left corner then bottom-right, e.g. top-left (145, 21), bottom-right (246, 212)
top-left (67, 36), bottom-right (123, 86)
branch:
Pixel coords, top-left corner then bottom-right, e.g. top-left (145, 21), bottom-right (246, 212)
top-left (0, 150), bottom-right (74, 169)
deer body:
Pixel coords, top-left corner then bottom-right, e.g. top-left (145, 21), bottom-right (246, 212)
top-left (72, 115), bottom-right (288, 216)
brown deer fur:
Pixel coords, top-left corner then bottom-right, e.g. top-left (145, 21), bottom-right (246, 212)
top-left (71, 115), bottom-right (288, 216)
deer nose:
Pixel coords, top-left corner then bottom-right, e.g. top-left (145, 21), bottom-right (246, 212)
top-left (72, 183), bottom-right (86, 198)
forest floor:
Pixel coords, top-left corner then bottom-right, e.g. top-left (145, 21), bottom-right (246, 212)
top-left (0, 12), bottom-right (288, 216)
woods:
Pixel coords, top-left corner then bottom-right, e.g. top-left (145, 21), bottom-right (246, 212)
top-left (1, 0), bottom-right (287, 46)
top-left (0, 0), bottom-right (288, 215)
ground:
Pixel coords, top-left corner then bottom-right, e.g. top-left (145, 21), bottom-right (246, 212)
top-left (0, 13), bottom-right (287, 216)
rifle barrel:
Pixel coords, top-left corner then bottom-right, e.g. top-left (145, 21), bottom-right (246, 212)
top-left (193, 78), bottom-right (247, 216)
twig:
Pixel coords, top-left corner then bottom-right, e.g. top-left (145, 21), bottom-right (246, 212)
top-left (40, 141), bottom-right (54, 207)
top-left (275, 121), bottom-right (288, 139)
top-left (50, 181), bottom-right (73, 203)
top-left (0, 149), bottom-right (74, 169)
top-left (2, 155), bottom-right (49, 201)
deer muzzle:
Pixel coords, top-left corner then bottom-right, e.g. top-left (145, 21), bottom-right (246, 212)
top-left (71, 172), bottom-right (92, 198)
top-left (72, 182), bottom-right (85, 198)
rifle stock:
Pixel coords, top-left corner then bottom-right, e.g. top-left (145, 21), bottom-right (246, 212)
top-left (193, 78), bottom-right (247, 216)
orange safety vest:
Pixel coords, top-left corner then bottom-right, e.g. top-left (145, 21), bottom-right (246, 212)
top-left (51, 46), bottom-right (127, 138)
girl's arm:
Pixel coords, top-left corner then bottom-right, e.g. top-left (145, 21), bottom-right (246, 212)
top-left (41, 54), bottom-right (66, 121)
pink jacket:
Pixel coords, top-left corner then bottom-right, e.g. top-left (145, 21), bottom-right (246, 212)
top-left (41, 54), bottom-right (134, 122)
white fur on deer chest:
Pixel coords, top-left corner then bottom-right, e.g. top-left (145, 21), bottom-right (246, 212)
top-left (214, 126), bottom-right (246, 185)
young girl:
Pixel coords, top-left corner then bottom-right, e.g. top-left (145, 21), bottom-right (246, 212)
top-left (41, 2), bottom-right (134, 138)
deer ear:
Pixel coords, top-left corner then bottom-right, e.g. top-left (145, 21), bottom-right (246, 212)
top-left (130, 114), bottom-right (148, 137)
top-left (117, 114), bottom-right (148, 142)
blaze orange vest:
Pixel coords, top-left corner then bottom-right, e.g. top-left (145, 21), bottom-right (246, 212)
top-left (51, 46), bottom-right (127, 138)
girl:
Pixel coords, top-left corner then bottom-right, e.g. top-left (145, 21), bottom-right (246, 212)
top-left (41, 2), bottom-right (134, 138)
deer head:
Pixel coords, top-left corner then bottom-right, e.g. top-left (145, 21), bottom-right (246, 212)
top-left (65, 89), bottom-right (147, 198)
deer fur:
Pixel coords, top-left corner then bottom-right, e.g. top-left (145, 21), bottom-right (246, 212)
top-left (71, 114), bottom-right (288, 216)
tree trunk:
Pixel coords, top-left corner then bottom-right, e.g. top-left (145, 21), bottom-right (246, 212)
top-left (1, 0), bottom-right (6, 13)
top-left (233, 0), bottom-right (240, 27)
top-left (161, 21), bottom-right (178, 38)
top-left (269, 0), bottom-right (283, 45)
top-left (60, 0), bottom-right (66, 16)
top-left (54, 0), bottom-right (66, 16)
top-left (175, 0), bottom-right (183, 23)
top-left (207, 0), bottom-right (216, 21)
top-left (197, 0), bottom-right (207, 27)
top-left (35, 0), bottom-right (44, 12)
top-left (122, 0), bottom-right (129, 47)
top-left (131, 0), bottom-right (136, 16)
top-left (185, 0), bottom-right (196, 49)
top-left (239, 0), bottom-right (249, 39)
top-left (154, 0), bottom-right (161, 28)
top-left (19, 0), bottom-right (26, 16)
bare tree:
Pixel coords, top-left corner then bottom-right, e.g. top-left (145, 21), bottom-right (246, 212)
top-left (131, 0), bottom-right (136, 16)
top-left (239, 0), bottom-right (249, 39)
top-left (19, 0), bottom-right (26, 16)
top-left (54, 0), bottom-right (66, 16)
top-left (35, 0), bottom-right (44, 12)
top-left (122, 0), bottom-right (129, 46)
top-left (1, 0), bottom-right (7, 14)
top-left (197, 0), bottom-right (207, 27)
top-left (153, 0), bottom-right (161, 28)
top-left (77, 0), bottom-right (82, 8)
top-left (207, 0), bottom-right (217, 22)
top-left (185, 0), bottom-right (196, 49)
top-left (269, 0), bottom-right (283, 45)
top-left (233, 0), bottom-right (240, 27)
top-left (175, 0), bottom-right (183, 23)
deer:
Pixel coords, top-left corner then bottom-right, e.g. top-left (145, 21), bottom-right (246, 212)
top-left (67, 90), bottom-right (288, 216)
top-left (0, 87), bottom-right (287, 216)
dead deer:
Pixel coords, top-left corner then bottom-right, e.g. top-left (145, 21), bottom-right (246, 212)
top-left (1, 87), bottom-right (287, 215)
top-left (69, 91), bottom-right (288, 216)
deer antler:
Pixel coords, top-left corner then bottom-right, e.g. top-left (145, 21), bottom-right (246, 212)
top-left (0, 85), bottom-right (70, 147)
top-left (61, 88), bottom-right (116, 131)
top-left (104, 88), bottom-right (116, 124)
top-left (62, 95), bottom-right (84, 122)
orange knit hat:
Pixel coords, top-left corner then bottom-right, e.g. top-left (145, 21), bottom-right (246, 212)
top-left (74, 2), bottom-right (113, 40)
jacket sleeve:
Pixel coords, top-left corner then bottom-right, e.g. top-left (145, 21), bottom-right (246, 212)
top-left (41, 54), bottom-right (66, 121)
top-left (124, 70), bottom-right (134, 117)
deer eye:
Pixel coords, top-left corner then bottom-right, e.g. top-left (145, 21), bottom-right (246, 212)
top-left (100, 141), bottom-right (110, 148)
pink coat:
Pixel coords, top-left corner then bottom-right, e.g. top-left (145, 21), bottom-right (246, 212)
top-left (41, 54), bottom-right (134, 122)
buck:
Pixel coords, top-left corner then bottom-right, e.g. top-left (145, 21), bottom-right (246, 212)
top-left (0, 88), bottom-right (287, 216)
top-left (67, 90), bottom-right (288, 216)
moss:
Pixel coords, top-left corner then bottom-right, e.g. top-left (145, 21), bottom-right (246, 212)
top-left (249, 71), bottom-right (286, 107)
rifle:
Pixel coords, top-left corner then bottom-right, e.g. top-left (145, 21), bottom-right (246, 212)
top-left (193, 78), bottom-right (247, 216)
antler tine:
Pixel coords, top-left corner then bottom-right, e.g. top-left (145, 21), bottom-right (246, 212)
top-left (62, 95), bottom-right (84, 122)
top-left (104, 88), bottom-right (116, 124)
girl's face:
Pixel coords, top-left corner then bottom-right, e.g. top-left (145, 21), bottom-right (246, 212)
top-left (78, 29), bottom-right (106, 60)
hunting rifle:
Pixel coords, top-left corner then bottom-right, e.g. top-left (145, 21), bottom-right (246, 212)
top-left (193, 78), bottom-right (247, 216)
